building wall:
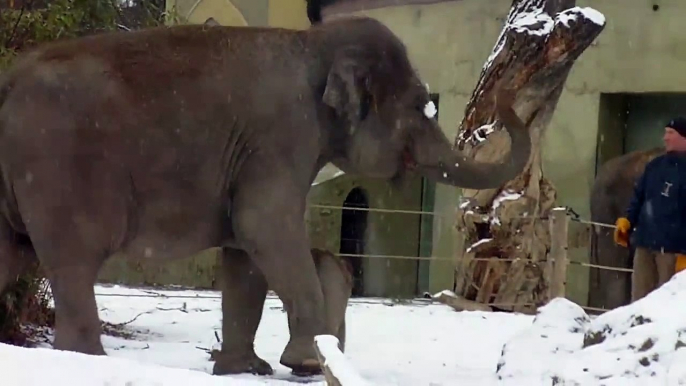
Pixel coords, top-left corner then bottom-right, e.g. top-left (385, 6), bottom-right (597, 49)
top-left (307, 176), bottom-right (424, 298)
top-left (343, 0), bottom-right (686, 304)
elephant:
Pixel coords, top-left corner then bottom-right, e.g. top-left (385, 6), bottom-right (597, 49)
top-left (0, 11), bottom-right (530, 377)
top-left (216, 247), bottom-right (353, 375)
top-left (588, 147), bottom-right (664, 310)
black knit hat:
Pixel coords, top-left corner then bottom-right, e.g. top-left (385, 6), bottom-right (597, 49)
top-left (667, 116), bottom-right (686, 138)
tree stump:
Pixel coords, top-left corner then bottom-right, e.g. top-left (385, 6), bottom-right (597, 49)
top-left (453, 0), bottom-right (605, 313)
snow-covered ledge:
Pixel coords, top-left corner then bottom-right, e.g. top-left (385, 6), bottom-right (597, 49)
top-left (312, 163), bottom-right (346, 186)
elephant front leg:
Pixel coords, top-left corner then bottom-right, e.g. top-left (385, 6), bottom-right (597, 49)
top-left (231, 176), bottom-right (328, 375)
top-left (240, 235), bottom-right (327, 375)
top-left (212, 247), bottom-right (272, 376)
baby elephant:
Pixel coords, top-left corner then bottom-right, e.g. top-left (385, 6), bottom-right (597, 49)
top-left (309, 248), bottom-right (353, 352)
top-left (213, 247), bottom-right (353, 375)
top-left (283, 248), bottom-right (353, 375)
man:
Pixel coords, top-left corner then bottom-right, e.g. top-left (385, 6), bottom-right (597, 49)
top-left (615, 117), bottom-right (686, 301)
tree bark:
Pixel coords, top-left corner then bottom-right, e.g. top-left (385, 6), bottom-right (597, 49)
top-left (452, 0), bottom-right (605, 313)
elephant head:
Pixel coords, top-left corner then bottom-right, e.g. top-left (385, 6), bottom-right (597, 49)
top-left (315, 18), bottom-right (531, 190)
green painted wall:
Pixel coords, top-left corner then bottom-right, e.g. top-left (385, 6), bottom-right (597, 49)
top-left (348, 0), bottom-right (686, 305)
top-left (307, 175), bottom-right (424, 298)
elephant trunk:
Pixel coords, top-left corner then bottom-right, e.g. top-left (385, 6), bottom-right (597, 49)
top-left (409, 97), bottom-right (531, 190)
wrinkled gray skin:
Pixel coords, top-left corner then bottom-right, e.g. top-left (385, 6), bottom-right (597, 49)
top-left (0, 17), bottom-right (530, 375)
top-left (216, 247), bottom-right (353, 375)
top-left (588, 147), bottom-right (664, 310)
top-left (310, 249), bottom-right (352, 354)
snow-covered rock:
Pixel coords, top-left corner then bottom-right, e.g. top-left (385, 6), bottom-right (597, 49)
top-left (497, 270), bottom-right (686, 385)
top-left (496, 298), bottom-right (589, 384)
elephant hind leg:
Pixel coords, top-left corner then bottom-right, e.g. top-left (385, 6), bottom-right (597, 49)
top-left (212, 247), bottom-right (272, 376)
top-left (0, 218), bottom-right (39, 297)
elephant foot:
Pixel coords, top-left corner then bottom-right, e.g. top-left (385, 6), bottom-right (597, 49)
top-left (53, 337), bottom-right (107, 356)
top-left (279, 338), bottom-right (322, 376)
top-left (212, 351), bottom-right (273, 376)
top-left (289, 359), bottom-right (323, 376)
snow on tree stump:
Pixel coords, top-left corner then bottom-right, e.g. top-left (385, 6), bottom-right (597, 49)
top-left (313, 335), bottom-right (370, 386)
top-left (453, 0), bottom-right (605, 314)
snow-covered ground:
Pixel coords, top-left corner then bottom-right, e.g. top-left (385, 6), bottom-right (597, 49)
top-left (5, 271), bottom-right (686, 385)
top-left (1, 285), bottom-right (533, 385)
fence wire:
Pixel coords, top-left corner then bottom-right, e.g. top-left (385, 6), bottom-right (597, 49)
top-left (89, 205), bottom-right (631, 314)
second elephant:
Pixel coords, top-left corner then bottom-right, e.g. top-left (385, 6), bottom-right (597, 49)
top-left (588, 147), bottom-right (664, 310)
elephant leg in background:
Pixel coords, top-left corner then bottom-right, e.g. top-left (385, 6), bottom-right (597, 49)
top-left (285, 249), bottom-right (353, 361)
top-left (213, 247), bottom-right (272, 376)
top-left (0, 218), bottom-right (39, 296)
top-left (315, 250), bottom-right (352, 353)
top-left (232, 178), bottom-right (327, 374)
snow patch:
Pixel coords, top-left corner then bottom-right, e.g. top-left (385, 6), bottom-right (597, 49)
top-left (0, 343), bottom-right (238, 386)
top-left (424, 100), bottom-right (437, 119)
top-left (467, 238), bottom-right (493, 253)
top-left (508, 7), bottom-right (554, 37)
top-left (492, 190), bottom-right (522, 211)
top-left (497, 271), bottom-right (686, 384)
top-left (575, 6), bottom-right (606, 26)
top-left (472, 123), bottom-right (496, 143)
top-left (556, 7), bottom-right (606, 28)
top-left (497, 298), bottom-right (589, 384)
top-left (490, 190), bottom-right (523, 226)
top-left (312, 163), bottom-right (345, 186)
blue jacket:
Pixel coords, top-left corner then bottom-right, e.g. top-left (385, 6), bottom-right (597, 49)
top-left (626, 152), bottom-right (686, 254)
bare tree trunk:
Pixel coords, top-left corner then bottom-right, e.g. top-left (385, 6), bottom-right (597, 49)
top-left (453, 0), bottom-right (605, 313)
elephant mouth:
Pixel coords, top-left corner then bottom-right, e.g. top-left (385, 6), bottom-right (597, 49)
top-left (402, 147), bottom-right (417, 170)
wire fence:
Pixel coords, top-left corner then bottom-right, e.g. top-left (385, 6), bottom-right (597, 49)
top-left (312, 203), bottom-right (631, 314)
top-left (88, 202), bottom-right (634, 316)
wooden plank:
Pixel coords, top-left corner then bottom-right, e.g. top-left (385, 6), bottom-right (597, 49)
top-left (313, 335), bottom-right (370, 386)
top-left (433, 290), bottom-right (493, 312)
top-left (548, 208), bottom-right (569, 299)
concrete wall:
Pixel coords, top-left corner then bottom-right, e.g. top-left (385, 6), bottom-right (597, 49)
top-left (345, 0), bottom-right (686, 305)
top-left (307, 175), bottom-right (424, 298)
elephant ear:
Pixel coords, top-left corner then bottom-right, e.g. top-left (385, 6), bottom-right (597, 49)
top-left (323, 46), bottom-right (374, 131)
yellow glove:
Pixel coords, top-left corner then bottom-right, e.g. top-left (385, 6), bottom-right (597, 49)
top-left (676, 254), bottom-right (686, 273)
top-left (614, 217), bottom-right (631, 248)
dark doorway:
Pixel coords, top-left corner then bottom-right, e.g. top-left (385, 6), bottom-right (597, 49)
top-left (339, 187), bottom-right (368, 297)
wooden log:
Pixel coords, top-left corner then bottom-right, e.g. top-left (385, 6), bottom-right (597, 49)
top-left (313, 335), bottom-right (370, 386)
top-left (453, 0), bottom-right (606, 310)
top-left (548, 207), bottom-right (569, 299)
top-left (433, 290), bottom-right (493, 312)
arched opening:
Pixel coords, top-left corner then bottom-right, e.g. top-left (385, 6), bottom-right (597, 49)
top-left (339, 187), bottom-right (368, 297)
